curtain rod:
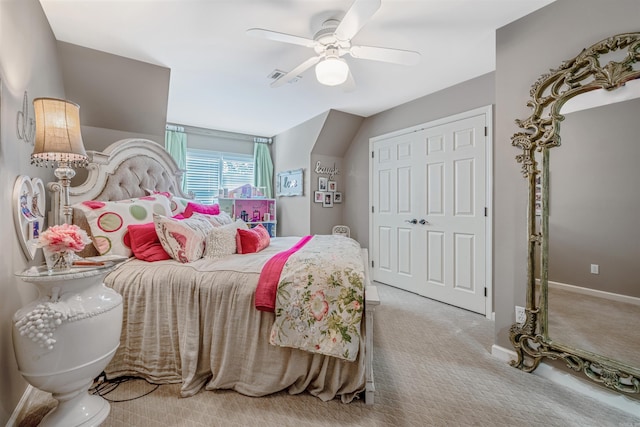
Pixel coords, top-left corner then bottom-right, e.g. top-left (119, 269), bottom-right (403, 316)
top-left (166, 123), bottom-right (272, 144)
top-left (166, 124), bottom-right (184, 132)
top-left (254, 137), bottom-right (273, 144)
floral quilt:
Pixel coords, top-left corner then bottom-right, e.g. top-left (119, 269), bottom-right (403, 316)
top-left (269, 235), bottom-right (365, 362)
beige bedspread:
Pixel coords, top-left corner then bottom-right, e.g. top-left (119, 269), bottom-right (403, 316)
top-left (103, 236), bottom-right (366, 402)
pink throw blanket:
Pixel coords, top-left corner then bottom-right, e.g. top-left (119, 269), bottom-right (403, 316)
top-left (255, 235), bottom-right (313, 312)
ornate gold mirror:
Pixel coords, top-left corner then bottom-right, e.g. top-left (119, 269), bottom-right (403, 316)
top-left (510, 33), bottom-right (640, 394)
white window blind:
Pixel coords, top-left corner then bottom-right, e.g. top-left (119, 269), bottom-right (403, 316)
top-left (185, 148), bottom-right (254, 204)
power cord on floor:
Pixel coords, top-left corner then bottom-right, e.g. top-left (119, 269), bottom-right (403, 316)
top-left (90, 372), bottom-right (160, 402)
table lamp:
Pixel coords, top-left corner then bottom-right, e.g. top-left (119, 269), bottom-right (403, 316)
top-left (31, 98), bottom-right (88, 225)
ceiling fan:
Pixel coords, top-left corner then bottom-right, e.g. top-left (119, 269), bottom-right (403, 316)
top-left (247, 0), bottom-right (421, 88)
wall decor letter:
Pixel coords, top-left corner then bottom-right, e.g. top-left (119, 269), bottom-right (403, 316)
top-left (314, 161), bottom-right (340, 180)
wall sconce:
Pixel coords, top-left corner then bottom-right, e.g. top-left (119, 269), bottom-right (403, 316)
top-left (31, 98), bottom-right (88, 225)
top-left (16, 91), bottom-right (35, 144)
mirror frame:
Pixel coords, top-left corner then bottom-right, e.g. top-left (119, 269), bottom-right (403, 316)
top-left (509, 32), bottom-right (640, 394)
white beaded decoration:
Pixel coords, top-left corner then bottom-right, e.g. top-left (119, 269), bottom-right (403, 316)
top-left (14, 303), bottom-right (66, 350)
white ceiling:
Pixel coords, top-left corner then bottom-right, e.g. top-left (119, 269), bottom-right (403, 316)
top-left (39, 0), bottom-right (554, 137)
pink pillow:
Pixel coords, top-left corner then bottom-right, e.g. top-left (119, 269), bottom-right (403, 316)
top-left (236, 224), bottom-right (270, 254)
top-left (127, 222), bottom-right (171, 261)
top-left (183, 202), bottom-right (220, 218)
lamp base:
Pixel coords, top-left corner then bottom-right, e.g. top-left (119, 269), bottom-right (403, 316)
top-left (54, 161), bottom-right (76, 225)
top-left (39, 389), bottom-right (110, 427)
top-left (12, 268), bottom-right (122, 427)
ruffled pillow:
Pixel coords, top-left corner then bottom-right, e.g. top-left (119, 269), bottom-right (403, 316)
top-left (74, 195), bottom-right (172, 257)
top-left (236, 224), bottom-right (271, 254)
top-left (204, 220), bottom-right (248, 259)
top-left (128, 222), bottom-right (171, 261)
top-left (204, 211), bottom-right (234, 227)
top-left (183, 202), bottom-right (220, 218)
top-left (153, 213), bottom-right (214, 263)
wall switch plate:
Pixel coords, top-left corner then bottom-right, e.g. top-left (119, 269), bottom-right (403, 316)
top-left (515, 305), bottom-right (526, 324)
top-left (590, 264), bottom-right (599, 274)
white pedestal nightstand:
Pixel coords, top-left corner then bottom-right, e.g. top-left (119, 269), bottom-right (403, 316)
top-left (13, 264), bottom-right (123, 427)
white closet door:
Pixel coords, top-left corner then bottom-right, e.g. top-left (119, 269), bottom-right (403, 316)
top-left (371, 112), bottom-right (488, 315)
top-left (371, 132), bottom-right (426, 294)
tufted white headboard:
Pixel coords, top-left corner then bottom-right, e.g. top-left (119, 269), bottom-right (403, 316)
top-left (48, 138), bottom-right (192, 227)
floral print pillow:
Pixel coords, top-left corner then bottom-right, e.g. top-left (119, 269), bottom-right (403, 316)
top-left (153, 213), bottom-right (214, 263)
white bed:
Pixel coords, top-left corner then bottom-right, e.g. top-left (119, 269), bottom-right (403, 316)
top-left (51, 138), bottom-right (379, 404)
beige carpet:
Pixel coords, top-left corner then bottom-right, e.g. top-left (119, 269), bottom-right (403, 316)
top-left (548, 286), bottom-right (640, 368)
top-left (15, 283), bottom-right (639, 427)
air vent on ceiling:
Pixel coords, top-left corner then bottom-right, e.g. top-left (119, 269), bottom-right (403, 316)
top-left (267, 69), bottom-right (301, 84)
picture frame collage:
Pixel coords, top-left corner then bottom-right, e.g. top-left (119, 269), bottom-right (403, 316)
top-left (314, 176), bottom-right (342, 207)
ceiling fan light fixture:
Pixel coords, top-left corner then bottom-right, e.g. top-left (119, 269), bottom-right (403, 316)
top-left (315, 57), bottom-right (349, 86)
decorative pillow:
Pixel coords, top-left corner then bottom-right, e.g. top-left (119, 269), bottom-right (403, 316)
top-left (183, 202), bottom-right (220, 218)
top-left (169, 196), bottom-right (191, 216)
top-left (153, 213), bottom-right (214, 263)
top-left (74, 195), bottom-right (172, 257)
top-left (204, 220), bottom-right (248, 259)
top-left (128, 222), bottom-right (171, 262)
top-left (147, 190), bottom-right (192, 216)
top-left (205, 211), bottom-right (233, 227)
top-left (236, 224), bottom-right (271, 254)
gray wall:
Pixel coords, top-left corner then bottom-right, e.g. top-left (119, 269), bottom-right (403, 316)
top-left (343, 72), bottom-right (495, 245)
top-left (549, 98), bottom-right (640, 298)
top-left (309, 110), bottom-right (363, 237)
top-left (273, 112), bottom-right (327, 236)
top-left (58, 42), bottom-right (171, 186)
top-left (0, 0), bottom-right (67, 423)
top-left (57, 41), bottom-right (170, 147)
top-left (1, 3), bottom-right (173, 422)
top-left (494, 0), bottom-right (640, 349)
top-left (273, 110), bottom-right (364, 237)
top-left (310, 154), bottom-right (343, 235)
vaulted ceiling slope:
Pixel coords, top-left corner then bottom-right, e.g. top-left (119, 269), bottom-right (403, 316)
top-left (39, 0), bottom-right (555, 137)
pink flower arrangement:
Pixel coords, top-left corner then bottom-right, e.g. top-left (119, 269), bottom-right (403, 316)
top-left (38, 224), bottom-right (92, 253)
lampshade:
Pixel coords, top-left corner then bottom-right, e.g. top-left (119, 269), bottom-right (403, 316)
top-left (315, 57), bottom-right (349, 86)
top-left (31, 98), bottom-right (88, 168)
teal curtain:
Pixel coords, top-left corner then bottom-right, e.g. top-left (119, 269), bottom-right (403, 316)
top-left (165, 129), bottom-right (187, 190)
top-left (253, 142), bottom-right (274, 198)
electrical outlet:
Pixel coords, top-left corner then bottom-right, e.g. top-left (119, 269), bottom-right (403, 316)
top-left (590, 264), bottom-right (599, 274)
top-left (515, 305), bottom-right (526, 324)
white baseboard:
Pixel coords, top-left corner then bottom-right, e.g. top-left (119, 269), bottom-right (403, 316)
top-left (491, 344), bottom-right (516, 363)
top-left (491, 345), bottom-right (640, 419)
top-left (6, 385), bottom-right (35, 427)
top-left (545, 279), bottom-right (640, 306)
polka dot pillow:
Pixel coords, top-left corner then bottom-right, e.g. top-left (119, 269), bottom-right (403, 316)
top-left (74, 195), bottom-right (172, 257)
top-left (147, 190), bottom-right (191, 216)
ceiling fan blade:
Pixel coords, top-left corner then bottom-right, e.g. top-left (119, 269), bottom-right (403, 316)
top-left (334, 0), bottom-right (382, 41)
top-left (246, 28), bottom-right (316, 48)
top-left (349, 45), bottom-right (421, 66)
top-left (271, 56), bottom-right (322, 88)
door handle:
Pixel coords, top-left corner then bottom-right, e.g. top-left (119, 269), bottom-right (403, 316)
top-left (419, 219), bottom-right (429, 225)
top-left (405, 219), bottom-right (418, 224)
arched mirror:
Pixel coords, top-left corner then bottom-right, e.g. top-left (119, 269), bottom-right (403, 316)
top-left (509, 33), bottom-right (640, 394)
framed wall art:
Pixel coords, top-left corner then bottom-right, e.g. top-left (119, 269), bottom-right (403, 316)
top-left (276, 168), bottom-right (304, 197)
top-left (13, 175), bottom-right (46, 260)
top-left (334, 192), bottom-right (342, 203)
top-left (328, 181), bottom-right (337, 192)
top-left (318, 177), bottom-right (328, 191)
top-left (322, 192), bottom-right (333, 208)
top-left (314, 191), bottom-right (324, 203)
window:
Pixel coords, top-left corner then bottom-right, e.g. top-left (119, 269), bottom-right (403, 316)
top-left (185, 149), bottom-right (254, 204)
